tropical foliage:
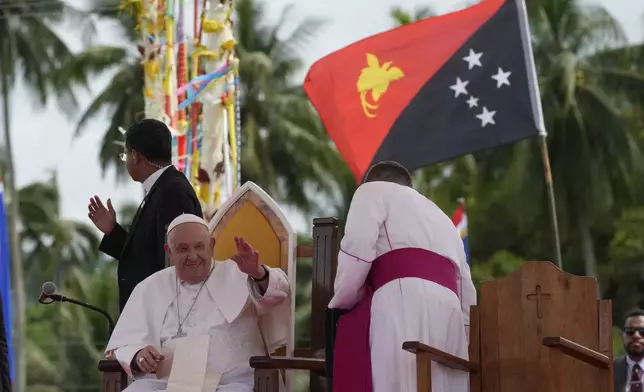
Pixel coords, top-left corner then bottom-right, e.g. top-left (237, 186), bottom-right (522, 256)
top-left (1, 0), bottom-right (643, 391)
top-left (0, 0), bottom-right (99, 387)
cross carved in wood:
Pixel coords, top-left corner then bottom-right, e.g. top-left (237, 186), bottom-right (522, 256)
top-left (526, 285), bottom-right (552, 319)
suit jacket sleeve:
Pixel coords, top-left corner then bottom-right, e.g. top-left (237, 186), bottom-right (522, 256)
top-left (98, 224), bottom-right (128, 260)
top-left (614, 357), bottom-right (626, 392)
top-left (153, 181), bottom-right (202, 271)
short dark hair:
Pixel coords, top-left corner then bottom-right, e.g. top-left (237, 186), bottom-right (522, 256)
top-left (624, 309), bottom-right (644, 326)
top-left (124, 119), bottom-right (172, 165)
top-left (363, 161), bottom-right (413, 187)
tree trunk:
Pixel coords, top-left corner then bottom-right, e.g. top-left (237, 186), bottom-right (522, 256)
top-left (578, 217), bottom-right (600, 291)
top-left (1, 63), bottom-right (26, 392)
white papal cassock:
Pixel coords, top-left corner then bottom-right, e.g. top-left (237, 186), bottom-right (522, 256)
top-left (104, 259), bottom-right (290, 392)
top-left (328, 181), bottom-right (477, 392)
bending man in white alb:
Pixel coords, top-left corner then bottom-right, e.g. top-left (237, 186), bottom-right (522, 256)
top-left (329, 161), bottom-right (476, 392)
top-left (105, 213), bottom-right (290, 391)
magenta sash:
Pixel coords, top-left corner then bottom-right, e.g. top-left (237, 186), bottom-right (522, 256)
top-left (332, 248), bottom-right (458, 392)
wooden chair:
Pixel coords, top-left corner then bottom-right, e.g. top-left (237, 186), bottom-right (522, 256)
top-left (404, 261), bottom-right (614, 392)
top-left (98, 182), bottom-right (339, 392)
top-left (250, 218), bottom-right (340, 392)
top-left (210, 182), bottom-right (297, 390)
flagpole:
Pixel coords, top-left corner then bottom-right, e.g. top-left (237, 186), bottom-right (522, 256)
top-left (516, 0), bottom-right (563, 269)
top-left (539, 135), bottom-right (562, 268)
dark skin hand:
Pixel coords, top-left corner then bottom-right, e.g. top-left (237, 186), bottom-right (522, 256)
top-left (87, 195), bottom-right (117, 235)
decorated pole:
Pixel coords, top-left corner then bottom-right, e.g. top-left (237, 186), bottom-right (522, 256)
top-left (175, 0), bottom-right (188, 172)
top-left (124, 0), bottom-right (241, 217)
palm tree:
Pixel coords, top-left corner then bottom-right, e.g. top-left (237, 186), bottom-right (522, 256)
top-left (234, 0), bottom-right (338, 212)
top-left (476, 0), bottom-right (644, 278)
top-left (18, 174), bottom-right (101, 299)
top-left (390, 5), bottom-right (435, 27)
top-left (0, 2), bottom-right (97, 387)
top-left (25, 264), bottom-right (117, 392)
top-left (60, 0), bottom-right (141, 181)
top-left (65, 45), bottom-right (139, 183)
top-left (12, 176), bottom-right (108, 392)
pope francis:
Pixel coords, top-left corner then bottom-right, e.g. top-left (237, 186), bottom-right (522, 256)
top-left (104, 213), bottom-right (291, 392)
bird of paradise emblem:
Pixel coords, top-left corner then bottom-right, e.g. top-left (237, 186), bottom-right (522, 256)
top-left (357, 53), bottom-right (405, 118)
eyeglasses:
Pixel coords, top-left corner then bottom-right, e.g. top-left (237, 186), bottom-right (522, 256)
top-left (624, 327), bottom-right (644, 336)
top-left (120, 150), bottom-right (134, 162)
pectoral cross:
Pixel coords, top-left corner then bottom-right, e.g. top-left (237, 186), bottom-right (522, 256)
top-left (172, 328), bottom-right (186, 340)
top-left (526, 285), bottom-right (551, 319)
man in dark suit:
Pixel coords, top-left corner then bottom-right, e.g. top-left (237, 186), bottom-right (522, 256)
top-left (87, 119), bottom-right (203, 311)
top-left (614, 309), bottom-right (644, 392)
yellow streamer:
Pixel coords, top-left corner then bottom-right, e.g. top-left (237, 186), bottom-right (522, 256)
top-left (213, 183), bottom-right (221, 207)
top-left (191, 151), bottom-right (200, 182)
top-left (119, 0), bottom-right (142, 18)
top-left (199, 184), bottom-right (211, 204)
top-left (177, 120), bottom-right (188, 134)
top-left (221, 39), bottom-right (235, 52)
top-left (202, 18), bottom-right (225, 33)
top-left (192, 45), bottom-right (219, 60)
top-left (226, 94), bottom-right (237, 190)
top-left (144, 59), bottom-right (160, 80)
top-left (162, 69), bottom-right (172, 96)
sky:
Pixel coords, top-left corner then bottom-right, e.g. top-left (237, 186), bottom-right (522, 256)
top-left (4, 0), bottom-right (644, 234)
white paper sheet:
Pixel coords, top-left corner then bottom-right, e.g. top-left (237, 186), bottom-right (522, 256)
top-left (165, 335), bottom-right (217, 392)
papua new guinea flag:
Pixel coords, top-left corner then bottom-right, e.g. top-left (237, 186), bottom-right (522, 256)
top-left (304, 0), bottom-right (545, 182)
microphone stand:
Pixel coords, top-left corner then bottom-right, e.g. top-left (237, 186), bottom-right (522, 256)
top-left (40, 294), bottom-right (115, 337)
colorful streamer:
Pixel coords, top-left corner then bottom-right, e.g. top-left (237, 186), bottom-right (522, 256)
top-left (123, 0), bottom-right (240, 214)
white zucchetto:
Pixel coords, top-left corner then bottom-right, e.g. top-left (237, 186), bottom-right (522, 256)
top-left (167, 213), bottom-right (208, 234)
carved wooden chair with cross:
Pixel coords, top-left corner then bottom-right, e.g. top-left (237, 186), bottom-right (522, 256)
top-left (404, 261), bottom-right (615, 392)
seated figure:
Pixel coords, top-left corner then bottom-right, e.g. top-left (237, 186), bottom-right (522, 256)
top-left (104, 213), bottom-right (291, 392)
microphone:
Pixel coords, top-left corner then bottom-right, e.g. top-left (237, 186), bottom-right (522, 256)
top-left (41, 281), bottom-right (56, 299)
top-left (39, 281), bottom-right (115, 337)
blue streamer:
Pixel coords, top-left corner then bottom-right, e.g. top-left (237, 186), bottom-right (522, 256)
top-left (177, 66), bottom-right (233, 111)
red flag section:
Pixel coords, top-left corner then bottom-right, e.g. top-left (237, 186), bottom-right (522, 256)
top-left (304, 0), bottom-right (505, 181)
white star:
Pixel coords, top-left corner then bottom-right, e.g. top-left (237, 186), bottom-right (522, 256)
top-left (476, 106), bottom-right (496, 127)
top-left (491, 67), bottom-right (511, 88)
top-left (449, 77), bottom-right (469, 98)
top-left (466, 96), bottom-right (479, 108)
top-left (462, 49), bottom-right (483, 70)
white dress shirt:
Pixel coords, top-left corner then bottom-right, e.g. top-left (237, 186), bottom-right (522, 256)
top-left (142, 165), bottom-right (171, 195)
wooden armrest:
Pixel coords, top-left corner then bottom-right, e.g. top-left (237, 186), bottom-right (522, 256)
top-left (402, 341), bottom-right (478, 373)
top-left (542, 336), bottom-right (610, 369)
top-left (249, 356), bottom-right (326, 376)
top-left (98, 359), bottom-right (125, 373)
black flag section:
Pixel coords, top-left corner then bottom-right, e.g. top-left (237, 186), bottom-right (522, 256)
top-left (372, 0), bottom-right (542, 169)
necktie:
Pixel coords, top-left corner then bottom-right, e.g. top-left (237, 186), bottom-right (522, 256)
top-left (631, 364), bottom-right (642, 392)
